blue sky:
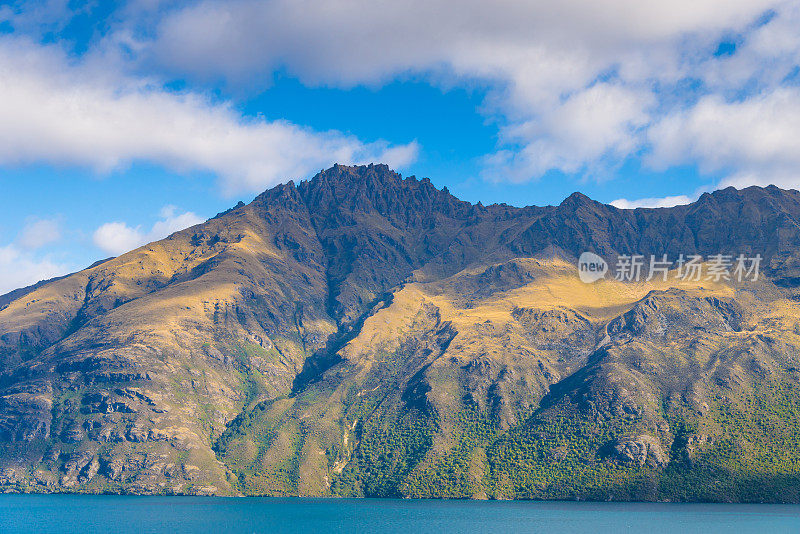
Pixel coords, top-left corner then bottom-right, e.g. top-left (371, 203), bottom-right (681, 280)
top-left (1, 0), bottom-right (799, 292)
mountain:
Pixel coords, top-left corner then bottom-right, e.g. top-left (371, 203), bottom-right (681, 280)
top-left (2, 163), bottom-right (800, 501)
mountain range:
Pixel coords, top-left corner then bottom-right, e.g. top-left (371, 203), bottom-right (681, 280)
top-left (2, 163), bottom-right (800, 501)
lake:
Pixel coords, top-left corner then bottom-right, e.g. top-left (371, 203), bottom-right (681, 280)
top-left (1, 495), bottom-right (798, 533)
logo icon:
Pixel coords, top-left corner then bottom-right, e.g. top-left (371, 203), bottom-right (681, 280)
top-left (578, 252), bottom-right (608, 283)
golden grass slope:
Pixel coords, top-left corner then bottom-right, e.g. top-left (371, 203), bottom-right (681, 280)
top-left (213, 256), bottom-right (787, 497)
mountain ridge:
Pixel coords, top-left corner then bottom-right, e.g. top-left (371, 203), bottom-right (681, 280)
top-left (5, 167), bottom-right (798, 306)
top-left (2, 164), bottom-right (800, 501)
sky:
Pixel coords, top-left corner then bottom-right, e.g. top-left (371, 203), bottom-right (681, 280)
top-left (1, 0), bottom-right (800, 293)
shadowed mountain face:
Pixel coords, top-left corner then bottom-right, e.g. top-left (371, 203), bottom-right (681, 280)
top-left (2, 164), bottom-right (800, 500)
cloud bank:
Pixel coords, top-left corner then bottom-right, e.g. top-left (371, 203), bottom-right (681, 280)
top-left (0, 36), bottom-right (418, 196)
top-left (145, 0), bottom-right (798, 186)
top-left (3, 0), bottom-right (800, 206)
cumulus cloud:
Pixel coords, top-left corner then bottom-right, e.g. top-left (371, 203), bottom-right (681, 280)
top-left (3, 0), bottom-right (799, 196)
top-left (150, 205), bottom-right (205, 239)
top-left (0, 35), bottom-right (418, 196)
top-left (484, 83), bottom-right (654, 181)
top-left (92, 223), bottom-right (147, 257)
top-left (0, 244), bottom-right (70, 294)
top-left (150, 0), bottom-right (776, 87)
top-left (17, 218), bottom-right (61, 249)
top-left (648, 88), bottom-right (800, 189)
top-left (146, 0), bottom-right (783, 183)
top-left (610, 195), bottom-right (693, 209)
top-left (93, 206), bottom-right (205, 256)
top-left (697, 3), bottom-right (800, 94)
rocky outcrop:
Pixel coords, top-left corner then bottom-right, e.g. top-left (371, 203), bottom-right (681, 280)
top-left (608, 435), bottom-right (669, 467)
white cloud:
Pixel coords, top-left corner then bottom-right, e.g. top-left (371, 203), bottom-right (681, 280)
top-left (145, 0), bottom-right (782, 182)
top-left (0, 35), bottom-right (418, 196)
top-left (150, 0), bottom-right (776, 87)
top-left (150, 205), bottom-right (205, 238)
top-left (648, 88), bottom-right (800, 189)
top-left (92, 222), bottom-right (147, 256)
top-left (0, 244), bottom-right (70, 294)
top-left (93, 206), bottom-right (205, 256)
top-left (17, 218), bottom-right (61, 249)
top-left (0, 214), bottom-right (69, 294)
top-left (696, 3), bottom-right (800, 94)
top-left (610, 195), bottom-right (693, 209)
top-left (3, 0), bottom-right (799, 195)
top-left (484, 83), bottom-right (654, 181)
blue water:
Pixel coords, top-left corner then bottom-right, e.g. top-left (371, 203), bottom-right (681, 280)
top-left (1, 495), bottom-right (798, 533)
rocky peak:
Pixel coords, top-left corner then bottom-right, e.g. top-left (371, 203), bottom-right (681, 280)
top-left (297, 163), bottom-right (468, 222)
top-left (558, 191), bottom-right (595, 210)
